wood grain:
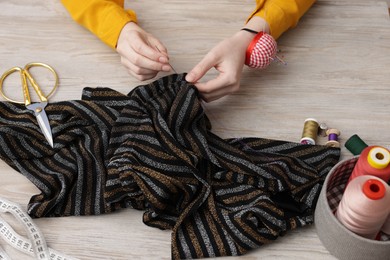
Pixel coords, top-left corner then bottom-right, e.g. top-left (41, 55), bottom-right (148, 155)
top-left (0, 0), bottom-right (389, 259)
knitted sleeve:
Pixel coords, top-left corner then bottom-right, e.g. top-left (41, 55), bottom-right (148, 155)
top-left (247, 0), bottom-right (316, 39)
top-left (61, 0), bottom-right (137, 49)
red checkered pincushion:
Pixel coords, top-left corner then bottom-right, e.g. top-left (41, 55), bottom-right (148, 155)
top-left (245, 32), bottom-right (277, 69)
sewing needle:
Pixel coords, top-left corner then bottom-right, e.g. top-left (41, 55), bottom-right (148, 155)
top-left (155, 46), bottom-right (178, 74)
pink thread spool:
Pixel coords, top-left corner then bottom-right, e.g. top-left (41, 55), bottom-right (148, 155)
top-left (382, 216), bottom-right (390, 235)
top-left (336, 175), bottom-right (390, 239)
top-left (326, 128), bottom-right (341, 148)
top-left (348, 146), bottom-right (390, 184)
top-left (245, 32), bottom-right (277, 69)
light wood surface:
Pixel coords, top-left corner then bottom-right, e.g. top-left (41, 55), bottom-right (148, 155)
top-left (0, 0), bottom-right (389, 259)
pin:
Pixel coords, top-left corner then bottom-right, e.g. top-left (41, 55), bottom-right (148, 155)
top-left (270, 53), bottom-right (288, 66)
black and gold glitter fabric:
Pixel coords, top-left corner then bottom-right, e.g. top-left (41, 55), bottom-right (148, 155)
top-left (0, 74), bottom-right (340, 259)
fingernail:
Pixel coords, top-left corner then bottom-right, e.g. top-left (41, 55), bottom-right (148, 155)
top-left (185, 73), bottom-right (194, 82)
top-left (159, 56), bottom-right (168, 63)
top-left (162, 65), bottom-right (171, 72)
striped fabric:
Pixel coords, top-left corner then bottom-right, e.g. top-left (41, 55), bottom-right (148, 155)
top-left (0, 74), bottom-right (340, 259)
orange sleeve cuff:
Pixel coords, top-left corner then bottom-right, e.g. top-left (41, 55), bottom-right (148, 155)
top-left (100, 7), bottom-right (137, 49)
top-left (247, 0), bottom-right (315, 40)
top-left (61, 0), bottom-right (137, 49)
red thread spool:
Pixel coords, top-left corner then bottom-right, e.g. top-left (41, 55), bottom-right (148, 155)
top-left (348, 146), bottom-right (390, 184)
top-left (245, 32), bottom-right (277, 69)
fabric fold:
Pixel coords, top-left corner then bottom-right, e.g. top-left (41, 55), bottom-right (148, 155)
top-left (0, 73), bottom-right (340, 259)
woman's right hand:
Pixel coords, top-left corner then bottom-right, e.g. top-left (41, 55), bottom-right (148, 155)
top-left (116, 22), bottom-right (172, 81)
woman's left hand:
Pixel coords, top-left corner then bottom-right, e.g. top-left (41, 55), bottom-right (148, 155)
top-left (185, 30), bottom-right (254, 102)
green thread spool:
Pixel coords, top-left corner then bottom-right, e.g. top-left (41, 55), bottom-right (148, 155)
top-left (345, 134), bottom-right (368, 155)
top-left (300, 118), bottom-right (319, 145)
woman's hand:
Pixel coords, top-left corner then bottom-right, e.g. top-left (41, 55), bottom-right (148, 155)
top-left (185, 30), bottom-right (255, 102)
top-left (116, 22), bottom-right (172, 81)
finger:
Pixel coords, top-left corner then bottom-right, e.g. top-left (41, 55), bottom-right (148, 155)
top-left (193, 74), bottom-right (239, 102)
top-left (129, 69), bottom-right (158, 81)
top-left (131, 37), bottom-right (166, 61)
top-left (193, 82), bottom-right (227, 103)
top-left (122, 49), bottom-right (171, 73)
top-left (119, 36), bottom-right (170, 71)
top-left (128, 67), bottom-right (158, 81)
top-left (185, 53), bottom-right (218, 83)
top-left (197, 85), bottom-right (226, 102)
top-left (152, 40), bottom-right (169, 57)
top-left (194, 73), bottom-right (236, 93)
top-left (121, 56), bottom-right (159, 74)
top-left (121, 58), bottom-right (159, 80)
top-left (134, 49), bottom-right (170, 70)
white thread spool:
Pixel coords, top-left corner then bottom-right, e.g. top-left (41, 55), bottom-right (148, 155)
top-left (336, 175), bottom-right (390, 239)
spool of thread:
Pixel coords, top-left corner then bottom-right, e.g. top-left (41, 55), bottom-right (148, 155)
top-left (382, 215), bottom-right (390, 235)
top-left (300, 118), bottom-right (319, 145)
top-left (336, 175), bottom-right (390, 239)
top-left (348, 146), bottom-right (390, 183)
top-left (326, 128), bottom-right (341, 148)
top-left (345, 134), bottom-right (369, 155)
top-left (245, 32), bottom-right (277, 69)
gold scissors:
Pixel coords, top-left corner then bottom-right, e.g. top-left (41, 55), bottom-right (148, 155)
top-left (0, 62), bottom-right (59, 148)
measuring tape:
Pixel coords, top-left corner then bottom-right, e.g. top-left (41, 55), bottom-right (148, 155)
top-left (0, 197), bottom-right (78, 260)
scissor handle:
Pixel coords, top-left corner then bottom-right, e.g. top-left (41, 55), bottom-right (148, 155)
top-left (24, 62), bottom-right (59, 102)
top-left (0, 62), bottom-right (59, 105)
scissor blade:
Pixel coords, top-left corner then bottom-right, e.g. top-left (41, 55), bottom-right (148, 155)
top-left (26, 102), bottom-right (54, 148)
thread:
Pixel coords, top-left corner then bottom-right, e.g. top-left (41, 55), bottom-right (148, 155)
top-left (345, 134), bottom-right (368, 155)
top-left (335, 175), bottom-right (390, 239)
top-left (245, 32), bottom-right (277, 69)
top-left (300, 118), bottom-right (319, 145)
top-left (349, 146), bottom-right (390, 183)
top-left (326, 128), bottom-right (340, 148)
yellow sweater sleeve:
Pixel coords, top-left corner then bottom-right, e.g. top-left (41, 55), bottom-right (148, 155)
top-left (247, 0), bottom-right (315, 39)
top-left (61, 0), bottom-right (137, 49)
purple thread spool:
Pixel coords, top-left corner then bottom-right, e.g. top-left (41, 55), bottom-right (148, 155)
top-left (326, 128), bottom-right (340, 148)
top-left (328, 133), bottom-right (338, 141)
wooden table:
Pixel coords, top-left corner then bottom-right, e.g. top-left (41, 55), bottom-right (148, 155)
top-left (1, 0), bottom-right (389, 259)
